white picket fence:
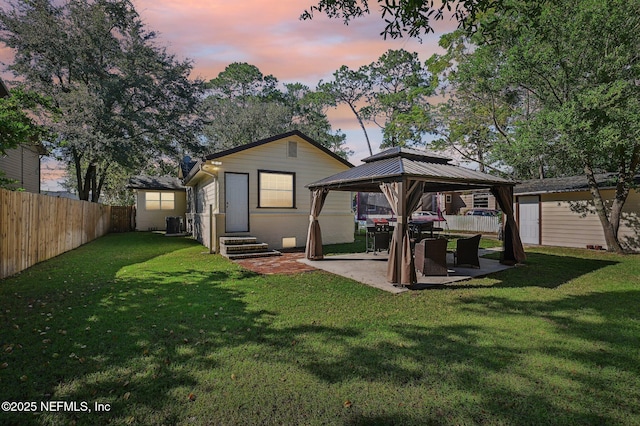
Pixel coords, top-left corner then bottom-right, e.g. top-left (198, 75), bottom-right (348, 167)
top-left (442, 214), bottom-right (501, 234)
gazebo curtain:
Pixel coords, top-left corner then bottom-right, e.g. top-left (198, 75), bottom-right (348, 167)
top-left (380, 180), bottom-right (425, 285)
top-left (305, 188), bottom-right (329, 260)
top-left (491, 185), bottom-right (526, 264)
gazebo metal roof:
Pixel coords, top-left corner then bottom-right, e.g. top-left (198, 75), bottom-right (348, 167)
top-left (307, 147), bottom-right (515, 192)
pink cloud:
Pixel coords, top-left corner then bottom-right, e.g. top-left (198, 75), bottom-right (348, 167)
top-left (2, 0), bottom-right (457, 184)
top-left (133, 0), bottom-right (455, 83)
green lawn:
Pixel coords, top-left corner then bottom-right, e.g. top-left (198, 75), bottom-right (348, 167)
top-left (1, 232), bottom-right (639, 425)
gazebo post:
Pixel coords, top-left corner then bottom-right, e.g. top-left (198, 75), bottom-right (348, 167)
top-left (396, 179), bottom-right (406, 285)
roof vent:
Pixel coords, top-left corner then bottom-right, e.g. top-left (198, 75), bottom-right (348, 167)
top-left (288, 141), bottom-right (297, 158)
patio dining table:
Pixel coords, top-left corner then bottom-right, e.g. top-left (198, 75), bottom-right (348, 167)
top-left (409, 220), bottom-right (443, 240)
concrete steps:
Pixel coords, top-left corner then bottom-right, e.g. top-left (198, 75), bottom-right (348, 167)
top-left (219, 236), bottom-right (281, 260)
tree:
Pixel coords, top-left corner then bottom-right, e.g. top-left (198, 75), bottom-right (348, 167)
top-left (0, 0), bottom-right (204, 201)
top-left (301, 0), bottom-right (502, 39)
top-left (320, 50), bottom-right (433, 151)
top-left (426, 31), bottom-right (521, 175)
top-left (363, 49), bottom-right (433, 148)
top-left (202, 62), bottom-right (350, 158)
top-left (0, 87), bottom-right (50, 156)
top-left (478, 0), bottom-right (640, 252)
top-left (0, 86), bottom-right (52, 189)
top-left (206, 62), bottom-right (279, 103)
top-left (317, 65), bottom-right (373, 155)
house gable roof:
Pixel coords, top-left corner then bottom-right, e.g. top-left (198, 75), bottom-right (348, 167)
top-left (127, 176), bottom-right (186, 191)
top-left (514, 173), bottom-right (640, 195)
top-left (183, 131), bottom-right (353, 185)
top-left (204, 130), bottom-right (352, 166)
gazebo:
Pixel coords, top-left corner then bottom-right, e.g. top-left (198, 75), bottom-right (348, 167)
top-left (305, 148), bottom-right (526, 286)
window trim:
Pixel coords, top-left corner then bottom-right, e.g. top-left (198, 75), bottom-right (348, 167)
top-left (145, 191), bottom-right (176, 211)
top-left (257, 169), bottom-right (296, 209)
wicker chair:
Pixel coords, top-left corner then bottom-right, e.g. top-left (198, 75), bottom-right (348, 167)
top-left (454, 234), bottom-right (481, 268)
top-left (415, 238), bottom-right (448, 276)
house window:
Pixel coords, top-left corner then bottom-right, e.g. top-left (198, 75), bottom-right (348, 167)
top-left (473, 193), bottom-right (489, 208)
top-left (258, 170), bottom-right (295, 208)
top-left (145, 191), bottom-right (175, 210)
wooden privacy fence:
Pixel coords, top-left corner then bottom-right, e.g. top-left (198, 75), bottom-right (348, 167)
top-left (110, 205), bottom-right (135, 233)
top-left (0, 189), bottom-right (112, 279)
top-left (443, 214), bottom-right (501, 234)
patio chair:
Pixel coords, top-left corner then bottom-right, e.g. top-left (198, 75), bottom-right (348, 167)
top-left (415, 238), bottom-right (448, 276)
top-left (454, 234), bottom-right (481, 268)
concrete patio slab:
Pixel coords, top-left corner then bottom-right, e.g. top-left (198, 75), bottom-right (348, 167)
top-left (299, 249), bottom-right (513, 294)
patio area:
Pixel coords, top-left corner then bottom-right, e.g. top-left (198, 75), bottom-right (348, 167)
top-left (299, 248), bottom-right (514, 294)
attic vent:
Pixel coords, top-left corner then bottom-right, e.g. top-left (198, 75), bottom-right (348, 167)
top-left (288, 141), bottom-right (297, 158)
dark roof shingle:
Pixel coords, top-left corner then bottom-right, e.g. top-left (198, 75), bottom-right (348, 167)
top-left (514, 173), bottom-right (640, 194)
top-left (127, 176), bottom-right (186, 191)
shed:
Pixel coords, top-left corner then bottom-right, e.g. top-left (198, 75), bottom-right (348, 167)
top-left (306, 147), bottom-right (526, 286)
top-left (514, 173), bottom-right (640, 251)
top-left (127, 176), bottom-right (187, 231)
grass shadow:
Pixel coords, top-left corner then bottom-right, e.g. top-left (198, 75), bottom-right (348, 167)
top-left (437, 251), bottom-right (619, 290)
top-left (1, 233), bottom-right (638, 425)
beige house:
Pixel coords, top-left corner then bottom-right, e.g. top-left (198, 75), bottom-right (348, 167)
top-left (182, 131), bottom-right (354, 253)
top-left (127, 176), bottom-right (187, 232)
top-left (514, 174), bottom-right (640, 251)
top-left (0, 78), bottom-right (45, 193)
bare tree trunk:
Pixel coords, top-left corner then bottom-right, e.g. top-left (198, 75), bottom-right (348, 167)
top-left (80, 162), bottom-right (96, 202)
top-left (584, 165), bottom-right (624, 253)
top-left (348, 103), bottom-right (373, 156)
top-left (94, 164), bottom-right (108, 203)
top-left (538, 156), bottom-right (545, 179)
top-left (72, 147), bottom-right (88, 201)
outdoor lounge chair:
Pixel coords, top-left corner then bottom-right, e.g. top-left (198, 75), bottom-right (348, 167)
top-left (415, 238), bottom-right (448, 276)
top-left (454, 234), bottom-right (481, 268)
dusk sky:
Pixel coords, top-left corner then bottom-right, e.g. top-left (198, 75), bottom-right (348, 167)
top-left (1, 0), bottom-right (457, 190)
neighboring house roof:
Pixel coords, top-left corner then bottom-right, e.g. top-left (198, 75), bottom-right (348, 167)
top-left (183, 130), bottom-right (353, 184)
top-left (179, 155), bottom-right (198, 179)
top-left (308, 147), bottom-right (514, 193)
top-left (127, 175), bottom-right (186, 191)
top-left (515, 173), bottom-right (640, 195)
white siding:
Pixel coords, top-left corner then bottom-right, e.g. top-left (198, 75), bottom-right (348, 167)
top-left (189, 175), bottom-right (217, 249)
top-left (190, 134), bottom-right (353, 251)
top-left (135, 190), bottom-right (187, 231)
top-left (0, 145), bottom-right (40, 193)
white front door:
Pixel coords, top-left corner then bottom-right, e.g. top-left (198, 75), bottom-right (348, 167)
top-left (519, 195), bottom-right (540, 245)
top-left (225, 173), bottom-right (249, 233)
